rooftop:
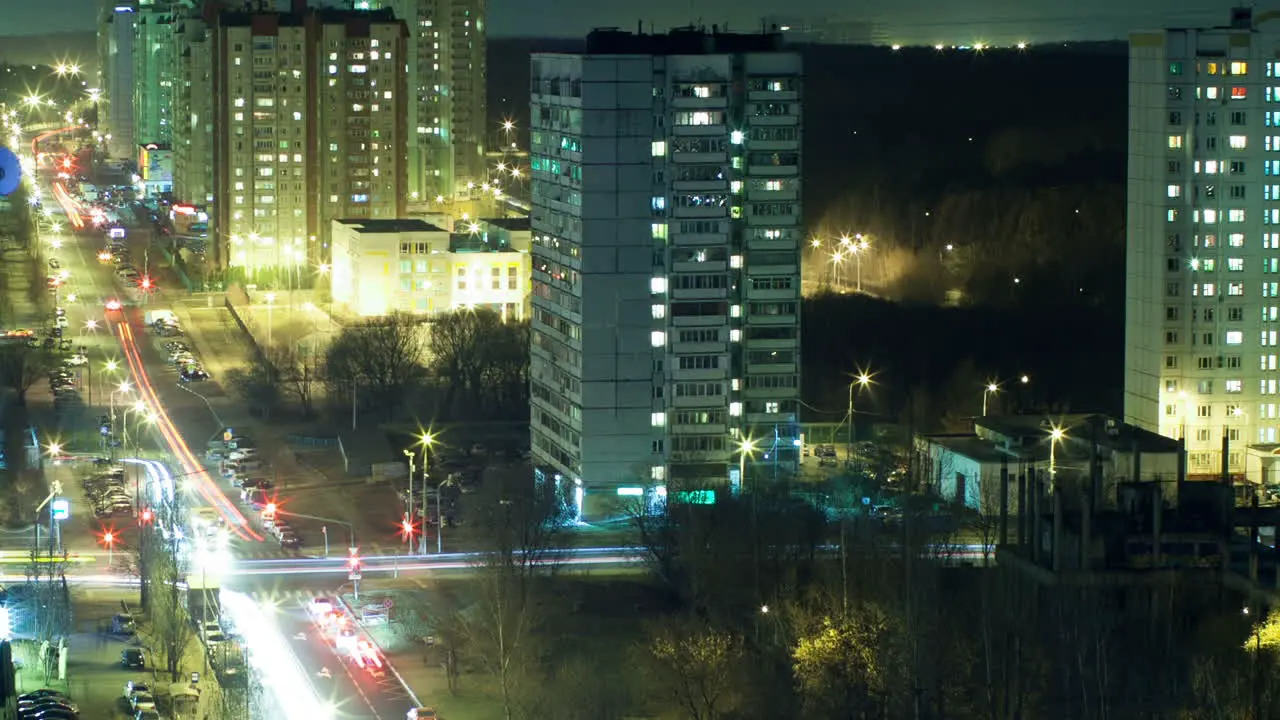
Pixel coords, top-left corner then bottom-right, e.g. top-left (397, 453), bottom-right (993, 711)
top-left (481, 217), bottom-right (530, 232)
top-left (975, 414), bottom-right (1181, 455)
top-left (920, 434), bottom-right (1009, 463)
top-left (336, 218), bottom-right (446, 234)
top-left (582, 26), bottom-right (787, 55)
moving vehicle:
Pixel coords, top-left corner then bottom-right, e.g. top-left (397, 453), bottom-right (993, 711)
top-left (180, 368), bottom-right (209, 382)
top-left (144, 309), bottom-right (177, 327)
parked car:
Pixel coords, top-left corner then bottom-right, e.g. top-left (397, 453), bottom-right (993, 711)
top-left (121, 648), bottom-right (146, 669)
top-left (180, 367), bottom-right (209, 382)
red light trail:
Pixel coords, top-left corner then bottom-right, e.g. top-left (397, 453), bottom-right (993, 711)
top-left (113, 320), bottom-right (262, 542)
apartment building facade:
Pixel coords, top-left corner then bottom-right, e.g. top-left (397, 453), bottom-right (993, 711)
top-left (1126, 8), bottom-right (1280, 483)
top-left (203, 5), bottom-right (408, 274)
top-left (353, 0), bottom-right (488, 200)
top-left (134, 0), bottom-right (175, 146)
top-left (529, 28), bottom-right (803, 517)
top-left (170, 2), bottom-right (214, 207)
top-left (98, 1), bottom-right (138, 159)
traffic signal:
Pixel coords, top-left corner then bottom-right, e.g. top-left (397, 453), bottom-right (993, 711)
top-left (140, 508), bottom-right (153, 523)
top-left (103, 532), bottom-right (114, 546)
top-left (348, 546), bottom-right (360, 571)
top-left (264, 502), bottom-right (277, 517)
top-left (401, 517), bottom-right (413, 540)
top-left (139, 276), bottom-right (152, 291)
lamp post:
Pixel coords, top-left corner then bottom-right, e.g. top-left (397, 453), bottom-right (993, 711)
top-left (1048, 425), bottom-right (1066, 483)
top-left (104, 531), bottom-right (114, 568)
top-left (419, 432), bottom-right (437, 555)
top-left (401, 449), bottom-right (415, 553)
top-left (851, 235), bottom-right (869, 293)
top-left (264, 292), bottom-right (277, 349)
top-left (736, 437), bottom-right (758, 494)
top-left (847, 371), bottom-right (872, 463)
top-left (982, 382), bottom-right (999, 416)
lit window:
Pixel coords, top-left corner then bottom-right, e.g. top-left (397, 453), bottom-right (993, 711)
top-left (1230, 209), bottom-right (1247, 223)
top-left (293, 111), bottom-right (302, 121)
top-left (651, 223), bottom-right (668, 240)
top-left (1227, 379), bottom-right (1244, 393)
top-left (1205, 160), bottom-right (1219, 174)
top-left (651, 141), bottom-right (666, 157)
top-left (1169, 135), bottom-right (1184, 149)
top-left (729, 402), bottom-right (743, 417)
top-left (650, 331), bottom-right (666, 347)
top-left (650, 277), bottom-right (667, 294)
top-left (1207, 87), bottom-right (1220, 100)
top-left (234, 112), bottom-right (244, 122)
top-left (1227, 331), bottom-right (1244, 345)
top-left (730, 255), bottom-right (743, 268)
top-left (1229, 258), bottom-right (1245, 271)
top-left (730, 130), bottom-right (744, 144)
top-left (651, 412), bottom-right (666, 427)
top-left (1231, 135), bottom-right (1248, 149)
top-left (1232, 61), bottom-right (1249, 75)
top-left (730, 329), bottom-right (742, 342)
top-left (651, 304), bottom-right (666, 319)
top-left (1232, 86), bottom-right (1248, 99)
top-left (1168, 184), bottom-right (1182, 198)
top-left (234, 98), bottom-right (245, 108)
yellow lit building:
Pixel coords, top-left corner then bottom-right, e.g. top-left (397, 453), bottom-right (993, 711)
top-left (330, 217), bottom-right (529, 318)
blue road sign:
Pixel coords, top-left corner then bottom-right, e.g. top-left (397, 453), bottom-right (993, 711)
top-left (50, 498), bottom-right (70, 521)
top-left (0, 147), bottom-right (19, 197)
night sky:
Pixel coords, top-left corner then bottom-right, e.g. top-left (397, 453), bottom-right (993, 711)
top-left (0, 0), bottom-right (1246, 43)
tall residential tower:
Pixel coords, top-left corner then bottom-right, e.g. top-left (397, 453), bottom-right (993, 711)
top-left (1126, 8), bottom-right (1280, 485)
top-left (98, 1), bottom-right (138, 158)
top-left (353, 0), bottom-right (488, 200)
top-left (529, 28), bottom-right (803, 517)
top-left (188, 5), bottom-right (408, 273)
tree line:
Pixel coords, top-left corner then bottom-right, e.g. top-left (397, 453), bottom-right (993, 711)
top-left (227, 308), bottom-right (529, 424)
top-left (402, 478), bottom-right (1280, 719)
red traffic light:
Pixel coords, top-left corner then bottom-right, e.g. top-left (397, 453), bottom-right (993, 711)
top-left (139, 276), bottom-right (152, 290)
top-left (140, 508), bottom-right (153, 523)
top-left (103, 532), bottom-right (114, 545)
top-left (264, 502), bottom-right (277, 516)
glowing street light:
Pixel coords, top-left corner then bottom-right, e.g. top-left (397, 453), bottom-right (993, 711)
top-left (983, 381), bottom-right (999, 416)
top-left (736, 436), bottom-right (759, 493)
top-left (847, 370), bottom-right (874, 459)
top-left (103, 530), bottom-right (115, 567)
top-left (1048, 424), bottom-right (1067, 479)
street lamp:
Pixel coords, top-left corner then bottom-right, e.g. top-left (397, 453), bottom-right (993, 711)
top-left (103, 531), bottom-right (114, 567)
top-left (418, 432), bottom-right (441, 554)
top-left (1048, 424), bottom-right (1066, 481)
top-left (847, 371), bottom-right (873, 461)
top-left (264, 292), bottom-right (277, 348)
top-left (830, 251), bottom-right (846, 291)
top-left (401, 449), bottom-right (416, 553)
top-left (982, 381), bottom-right (999, 416)
top-left (736, 436), bottom-right (758, 494)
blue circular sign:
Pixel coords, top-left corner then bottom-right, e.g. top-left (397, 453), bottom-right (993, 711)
top-left (0, 147), bottom-right (19, 197)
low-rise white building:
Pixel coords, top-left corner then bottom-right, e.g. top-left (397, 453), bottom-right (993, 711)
top-left (915, 414), bottom-right (1184, 515)
top-left (330, 217), bottom-right (531, 319)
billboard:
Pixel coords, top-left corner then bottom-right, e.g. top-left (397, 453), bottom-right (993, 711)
top-left (138, 143), bottom-right (173, 185)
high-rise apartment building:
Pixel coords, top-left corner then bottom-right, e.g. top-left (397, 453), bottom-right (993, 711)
top-left (134, 1), bottom-right (175, 146)
top-left (98, 1), bottom-right (138, 158)
top-left (1126, 8), bottom-right (1280, 484)
top-left (529, 28), bottom-right (802, 517)
top-left (170, 2), bottom-right (213, 206)
top-left (193, 4), bottom-right (407, 273)
top-left (353, 0), bottom-right (487, 200)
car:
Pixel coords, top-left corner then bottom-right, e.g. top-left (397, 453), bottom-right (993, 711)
top-left (308, 597), bottom-right (337, 617)
top-left (49, 369), bottom-right (73, 380)
top-left (271, 520), bottom-right (291, 538)
top-left (123, 680), bottom-right (151, 700)
top-left (180, 368), bottom-right (210, 383)
top-left (47, 258), bottom-right (59, 270)
top-left (105, 298), bottom-right (123, 311)
top-left (19, 698), bottom-right (79, 714)
top-left (228, 448), bottom-right (258, 462)
top-left (63, 352), bottom-right (88, 366)
top-left (130, 691), bottom-right (156, 712)
top-left (22, 702), bottom-right (77, 712)
top-left (204, 630), bottom-right (227, 650)
top-left (122, 647), bottom-right (146, 670)
top-left (168, 348), bottom-right (193, 361)
top-left (171, 353), bottom-right (197, 366)
top-left (163, 341), bottom-right (189, 352)
top-left (135, 710), bottom-right (162, 720)
top-left (19, 690), bottom-right (70, 704)
top-left (53, 316), bottom-right (68, 329)
top-left (199, 621), bottom-right (220, 638)
top-left (280, 532), bottom-right (303, 550)
top-left (53, 307), bottom-right (65, 318)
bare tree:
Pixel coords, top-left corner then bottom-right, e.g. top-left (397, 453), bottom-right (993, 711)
top-left (427, 308), bottom-right (528, 418)
top-left (325, 312), bottom-right (424, 420)
top-left (460, 469), bottom-right (563, 720)
top-left (0, 346), bottom-right (57, 406)
top-left (644, 615), bottom-right (745, 720)
top-left (267, 345), bottom-right (320, 419)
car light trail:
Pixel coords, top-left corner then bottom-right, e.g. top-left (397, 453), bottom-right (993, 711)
top-left (113, 321), bottom-right (262, 541)
top-left (51, 182), bottom-right (83, 230)
top-left (222, 590), bottom-right (334, 720)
